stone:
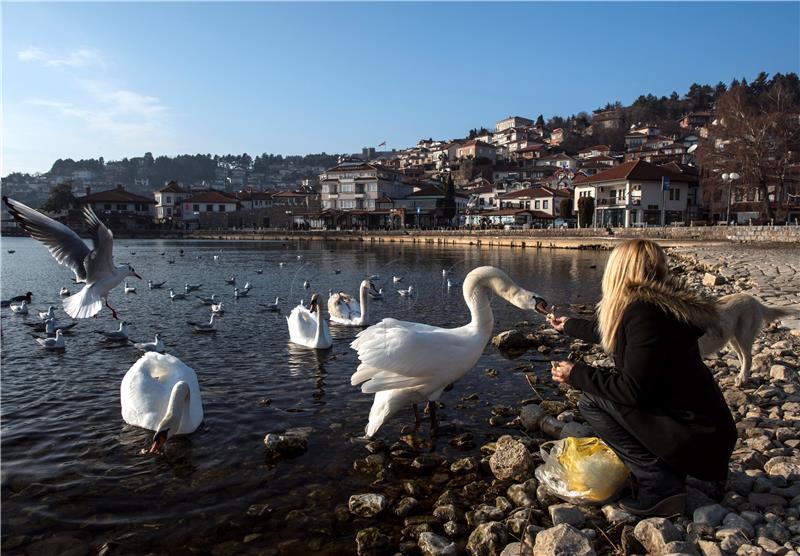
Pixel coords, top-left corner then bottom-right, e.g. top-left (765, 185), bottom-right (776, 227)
top-left (349, 494), bottom-right (388, 518)
top-left (434, 505), bottom-right (465, 523)
top-left (735, 545), bottom-right (765, 556)
top-left (355, 527), bottom-right (391, 556)
top-left (451, 457), bottom-right (480, 474)
top-left (697, 539), bottom-right (725, 556)
top-left (536, 485), bottom-right (561, 507)
top-left (693, 504), bottom-right (730, 527)
top-left (500, 542), bottom-right (533, 556)
top-left (443, 521), bottom-right (469, 537)
top-left (263, 431), bottom-right (308, 460)
top-left (394, 497), bottom-right (418, 518)
top-left (418, 532), bottom-right (457, 556)
top-left (601, 504), bottom-right (636, 525)
top-left (492, 330), bottom-right (539, 351)
top-left (467, 505), bottom-right (505, 527)
top-left (717, 529), bottom-right (749, 553)
top-left (507, 479), bottom-right (538, 508)
top-left (520, 404), bottom-right (547, 432)
top-left (703, 273), bottom-right (726, 287)
top-left (663, 540), bottom-right (700, 555)
top-left (633, 518), bottom-right (683, 554)
top-left (489, 435), bottom-right (534, 482)
top-left (764, 456), bottom-right (800, 481)
top-left (722, 512), bottom-right (755, 537)
top-left (532, 524), bottom-right (595, 556)
top-left (769, 364), bottom-right (794, 381)
top-left (548, 504), bottom-right (585, 527)
top-left (467, 521), bottom-right (508, 556)
top-left (747, 492), bottom-right (788, 508)
top-left (559, 422), bottom-right (593, 439)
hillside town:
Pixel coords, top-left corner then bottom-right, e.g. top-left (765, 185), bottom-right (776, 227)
top-left (3, 78), bottom-right (799, 234)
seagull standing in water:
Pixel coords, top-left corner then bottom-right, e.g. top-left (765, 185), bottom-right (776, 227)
top-left (4, 197), bottom-right (141, 320)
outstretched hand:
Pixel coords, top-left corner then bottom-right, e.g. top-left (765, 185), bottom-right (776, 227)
top-left (547, 314), bottom-right (569, 333)
top-left (551, 360), bottom-right (574, 384)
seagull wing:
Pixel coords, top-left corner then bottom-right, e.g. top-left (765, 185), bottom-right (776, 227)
top-left (3, 196), bottom-right (91, 282)
top-left (82, 205), bottom-right (116, 280)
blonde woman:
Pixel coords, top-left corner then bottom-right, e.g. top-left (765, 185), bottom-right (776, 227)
top-left (548, 239), bottom-right (736, 517)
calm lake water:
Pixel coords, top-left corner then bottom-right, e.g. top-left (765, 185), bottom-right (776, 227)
top-left (0, 237), bottom-right (605, 554)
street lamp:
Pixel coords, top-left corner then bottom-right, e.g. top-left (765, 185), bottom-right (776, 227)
top-left (285, 209), bottom-right (293, 233)
top-left (722, 172), bottom-right (741, 224)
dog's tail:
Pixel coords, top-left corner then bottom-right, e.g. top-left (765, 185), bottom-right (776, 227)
top-left (762, 304), bottom-right (798, 323)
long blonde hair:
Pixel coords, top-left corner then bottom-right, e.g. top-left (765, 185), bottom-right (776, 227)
top-left (597, 239), bottom-right (668, 353)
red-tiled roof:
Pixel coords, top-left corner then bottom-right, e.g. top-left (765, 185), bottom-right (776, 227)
top-left (501, 186), bottom-right (571, 199)
top-left (158, 181), bottom-right (186, 193)
top-left (578, 144), bottom-right (611, 153)
top-left (272, 190), bottom-right (310, 197)
top-left (183, 191), bottom-right (239, 204)
top-left (237, 191), bottom-right (273, 201)
top-left (82, 186), bottom-right (155, 204)
top-left (573, 160), bottom-right (690, 185)
top-left (458, 139), bottom-right (495, 149)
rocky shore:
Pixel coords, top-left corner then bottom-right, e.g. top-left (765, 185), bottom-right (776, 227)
top-left (340, 249), bottom-right (800, 556)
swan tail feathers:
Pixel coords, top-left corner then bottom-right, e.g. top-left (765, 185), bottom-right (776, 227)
top-left (360, 372), bottom-right (425, 394)
top-left (365, 389), bottom-right (424, 437)
top-left (62, 285), bottom-right (103, 319)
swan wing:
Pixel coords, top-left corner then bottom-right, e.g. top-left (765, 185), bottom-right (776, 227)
top-left (287, 304), bottom-right (316, 343)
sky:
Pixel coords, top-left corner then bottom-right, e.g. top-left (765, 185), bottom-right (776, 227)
top-left (2, 1), bottom-right (799, 175)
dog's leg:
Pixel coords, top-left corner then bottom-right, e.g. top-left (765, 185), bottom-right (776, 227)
top-left (733, 313), bottom-right (760, 387)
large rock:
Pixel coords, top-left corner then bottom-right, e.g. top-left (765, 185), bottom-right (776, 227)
top-left (520, 405), bottom-right (547, 432)
top-left (500, 542), bottom-right (533, 556)
top-left (467, 522), bottom-right (508, 556)
top-left (601, 504), bottom-right (636, 525)
top-left (507, 479), bottom-right (538, 508)
top-left (418, 532), bottom-right (457, 556)
top-left (702, 273), bottom-right (726, 287)
top-left (633, 518), bottom-right (682, 554)
top-left (349, 493), bottom-right (388, 518)
top-left (764, 456), bottom-right (800, 481)
top-left (693, 504), bottom-right (730, 527)
top-left (489, 436), bottom-right (534, 482)
top-left (532, 524), bottom-right (595, 556)
top-left (492, 330), bottom-right (539, 351)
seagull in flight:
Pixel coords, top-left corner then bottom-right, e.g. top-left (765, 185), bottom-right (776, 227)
top-left (4, 197), bottom-right (141, 320)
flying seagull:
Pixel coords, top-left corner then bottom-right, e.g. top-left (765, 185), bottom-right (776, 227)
top-left (3, 197), bottom-right (141, 320)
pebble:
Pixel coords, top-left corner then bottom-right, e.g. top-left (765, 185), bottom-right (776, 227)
top-left (548, 503), bottom-right (585, 527)
top-left (489, 435), bottom-right (534, 482)
top-left (466, 521), bottom-right (508, 556)
top-left (532, 524), bottom-right (596, 556)
top-left (693, 504), bottom-right (730, 527)
top-left (349, 493), bottom-right (388, 518)
top-left (418, 532), bottom-right (457, 556)
top-left (633, 517), bottom-right (683, 554)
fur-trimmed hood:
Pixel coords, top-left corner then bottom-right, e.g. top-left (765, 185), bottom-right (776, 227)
top-left (624, 277), bottom-right (721, 335)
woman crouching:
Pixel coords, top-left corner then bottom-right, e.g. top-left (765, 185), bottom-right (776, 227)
top-left (548, 239), bottom-right (736, 516)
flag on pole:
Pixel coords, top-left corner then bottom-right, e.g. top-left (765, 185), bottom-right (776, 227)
top-left (378, 141), bottom-right (386, 147)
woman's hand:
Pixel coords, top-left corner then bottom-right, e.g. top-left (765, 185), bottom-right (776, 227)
top-left (551, 360), bottom-right (574, 384)
top-left (547, 314), bottom-right (569, 333)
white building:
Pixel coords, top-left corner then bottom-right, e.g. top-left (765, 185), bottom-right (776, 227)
top-left (495, 116), bottom-right (534, 132)
top-left (319, 160), bottom-right (414, 212)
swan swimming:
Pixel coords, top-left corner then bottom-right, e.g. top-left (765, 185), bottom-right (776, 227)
top-left (328, 280), bottom-right (378, 327)
top-left (134, 334), bottom-right (165, 353)
top-left (287, 293), bottom-right (333, 349)
top-left (121, 352), bottom-right (203, 453)
top-left (350, 266), bottom-right (548, 437)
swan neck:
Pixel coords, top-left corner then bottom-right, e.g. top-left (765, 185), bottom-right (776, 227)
top-left (359, 283), bottom-right (368, 320)
top-left (160, 382), bottom-right (189, 432)
top-left (463, 277), bottom-right (494, 334)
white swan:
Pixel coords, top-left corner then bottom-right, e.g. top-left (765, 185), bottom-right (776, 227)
top-left (134, 334), bottom-right (165, 353)
top-left (36, 329), bottom-right (65, 350)
top-left (329, 280), bottom-right (377, 327)
top-left (287, 293), bottom-right (333, 349)
top-left (351, 266), bottom-right (548, 437)
top-left (121, 352), bottom-right (203, 453)
top-left (11, 301), bottom-right (29, 314)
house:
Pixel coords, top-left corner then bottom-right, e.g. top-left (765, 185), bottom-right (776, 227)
top-left (431, 142), bottom-right (460, 168)
top-left (549, 128), bottom-right (564, 146)
top-left (576, 145), bottom-right (612, 160)
top-left (466, 208), bottom-right (553, 228)
top-left (679, 111), bottom-right (713, 130)
top-left (181, 190), bottom-right (240, 225)
top-left (498, 186), bottom-right (572, 217)
top-left (591, 108), bottom-right (624, 130)
top-left (571, 160), bottom-right (691, 227)
top-left (456, 140), bottom-right (497, 162)
top-left (81, 184), bottom-right (155, 230)
top-left (393, 185), bottom-right (470, 227)
top-left (237, 189), bottom-right (274, 210)
top-left (154, 181), bottom-right (188, 223)
top-left (496, 116), bottom-right (535, 132)
top-left (535, 153), bottom-right (577, 171)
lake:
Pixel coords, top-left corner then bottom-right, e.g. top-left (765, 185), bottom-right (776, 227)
top-left (0, 237), bottom-right (605, 554)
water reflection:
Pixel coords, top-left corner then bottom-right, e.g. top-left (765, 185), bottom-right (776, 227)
top-left (286, 342), bottom-right (332, 403)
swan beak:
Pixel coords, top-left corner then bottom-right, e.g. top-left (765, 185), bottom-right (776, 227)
top-left (147, 430), bottom-right (168, 454)
top-left (533, 296), bottom-right (549, 315)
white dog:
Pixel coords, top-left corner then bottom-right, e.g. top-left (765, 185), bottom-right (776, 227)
top-left (699, 293), bottom-right (796, 386)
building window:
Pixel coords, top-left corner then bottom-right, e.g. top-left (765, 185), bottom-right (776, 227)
top-left (116, 204), bottom-right (126, 211)
top-left (669, 189), bottom-right (681, 201)
top-left (206, 204), bottom-right (213, 212)
top-left (219, 204), bottom-right (226, 212)
top-left (543, 200), bottom-right (549, 209)
top-left (341, 184), bottom-right (354, 193)
top-left (193, 204), bottom-right (200, 212)
top-left (534, 200), bottom-right (540, 209)
top-left (167, 208), bottom-right (172, 216)
top-left (166, 196), bottom-right (172, 204)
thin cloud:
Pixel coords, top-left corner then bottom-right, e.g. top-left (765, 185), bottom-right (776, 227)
top-left (17, 46), bottom-right (106, 69)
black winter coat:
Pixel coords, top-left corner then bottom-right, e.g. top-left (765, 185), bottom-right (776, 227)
top-left (564, 283), bottom-right (737, 481)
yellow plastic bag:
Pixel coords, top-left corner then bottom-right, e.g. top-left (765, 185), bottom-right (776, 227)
top-left (534, 437), bottom-right (629, 504)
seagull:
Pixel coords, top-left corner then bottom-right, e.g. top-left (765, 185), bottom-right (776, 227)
top-left (10, 301), bottom-right (29, 314)
top-left (97, 321), bottom-right (130, 341)
top-left (160, 252), bottom-right (166, 256)
top-left (213, 255), bottom-right (220, 261)
top-left (1, 291), bottom-right (32, 307)
top-left (169, 289), bottom-right (187, 300)
top-left (397, 285), bottom-right (414, 297)
top-left (148, 280), bottom-right (166, 290)
top-left (35, 329), bottom-right (65, 350)
top-left (297, 255), bottom-right (303, 260)
top-left (368, 288), bottom-right (384, 300)
top-left (3, 197), bottom-right (142, 320)
top-left (256, 269), bottom-right (263, 274)
top-left (442, 269), bottom-right (450, 277)
top-left (134, 334), bottom-right (165, 353)
top-left (167, 258), bottom-right (175, 264)
top-left (368, 274), bottom-right (380, 281)
top-left (447, 278), bottom-right (461, 289)
top-left (26, 318), bottom-right (78, 335)
top-left (195, 294), bottom-right (217, 305)
top-left (334, 269), bottom-right (341, 274)
top-left (234, 287), bottom-right (248, 298)
top-left (259, 297), bottom-right (283, 312)
top-left (392, 276), bottom-right (403, 283)
top-left (303, 280), bottom-right (310, 289)
top-left (243, 282), bottom-right (252, 291)
top-left (185, 283), bottom-right (202, 293)
top-left (38, 306), bottom-right (56, 321)
top-left (211, 301), bottom-right (225, 314)
top-left (187, 314), bottom-right (216, 333)
top-left (60, 287), bottom-right (71, 297)
top-left (225, 276), bottom-right (236, 285)
top-left (7, 249), bottom-right (15, 254)
top-left (278, 262), bottom-right (286, 267)
top-left (124, 282), bottom-right (137, 293)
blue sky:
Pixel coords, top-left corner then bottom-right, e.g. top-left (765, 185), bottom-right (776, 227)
top-left (3, 1), bottom-right (799, 174)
